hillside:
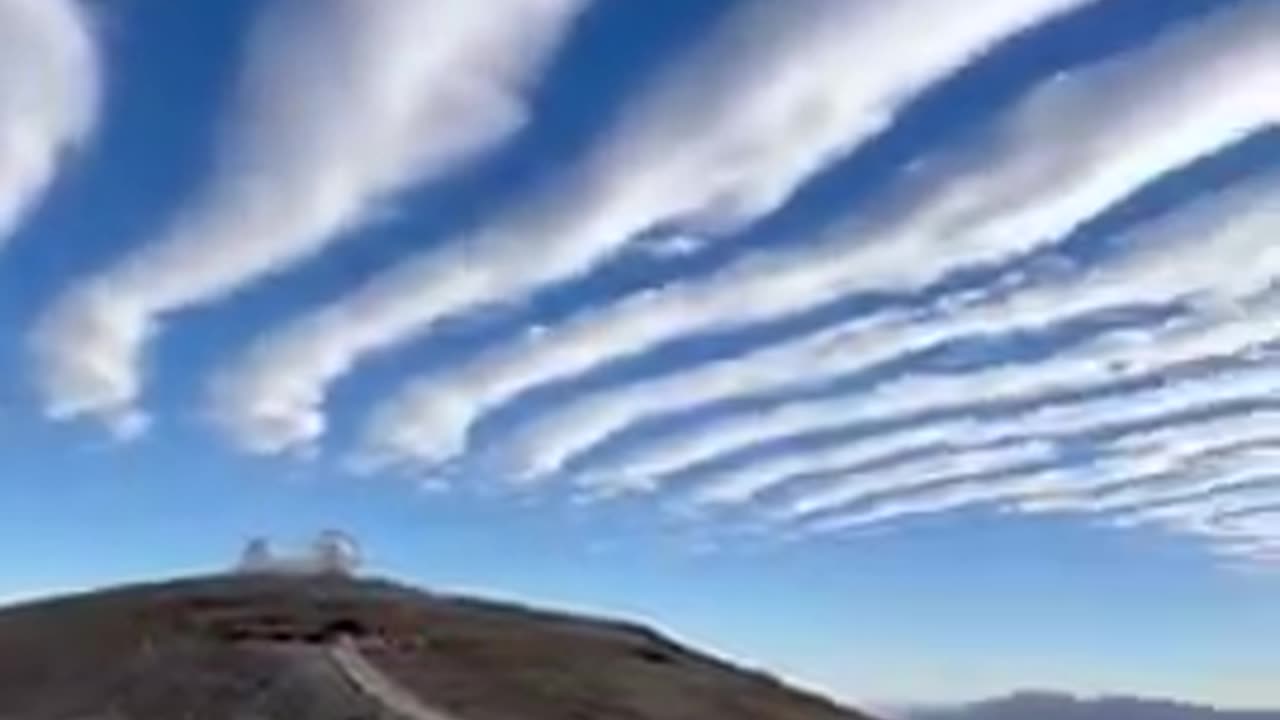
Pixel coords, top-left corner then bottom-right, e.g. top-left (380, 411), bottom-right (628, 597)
top-left (0, 574), bottom-right (870, 720)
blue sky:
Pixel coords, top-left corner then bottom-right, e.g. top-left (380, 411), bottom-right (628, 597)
top-left (1, 0), bottom-right (1279, 709)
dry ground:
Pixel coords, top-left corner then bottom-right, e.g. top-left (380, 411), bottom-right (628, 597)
top-left (0, 575), bottom-right (872, 720)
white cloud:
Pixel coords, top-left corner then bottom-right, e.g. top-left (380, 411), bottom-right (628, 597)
top-left (505, 168), bottom-right (1280, 482)
top-left (0, 0), bottom-right (98, 248)
top-left (32, 0), bottom-right (587, 431)
top-left (801, 411), bottom-right (1280, 543)
top-left (788, 422), bottom-right (1239, 525)
top-left (1112, 469), bottom-right (1280, 523)
top-left (360, 2), bottom-right (1280, 470)
top-left (671, 326), bottom-right (1280, 507)
top-left (684, 422), bottom-right (973, 506)
top-left (1021, 415), bottom-right (1280, 514)
top-left (637, 232), bottom-right (711, 260)
top-left (802, 464), bottom-right (1093, 536)
top-left (1110, 476), bottom-right (1280, 543)
top-left (778, 439), bottom-right (1056, 520)
top-left (209, 0), bottom-right (1101, 456)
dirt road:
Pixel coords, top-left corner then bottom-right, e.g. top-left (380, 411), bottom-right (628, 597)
top-left (329, 636), bottom-right (460, 720)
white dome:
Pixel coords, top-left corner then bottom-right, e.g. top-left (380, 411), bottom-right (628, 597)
top-left (312, 530), bottom-right (362, 575)
top-left (233, 531), bottom-right (362, 576)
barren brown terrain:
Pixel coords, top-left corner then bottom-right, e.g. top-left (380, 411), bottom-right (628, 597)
top-left (0, 574), bottom-right (872, 720)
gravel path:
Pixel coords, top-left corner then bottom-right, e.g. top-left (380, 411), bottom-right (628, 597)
top-left (329, 636), bottom-right (461, 720)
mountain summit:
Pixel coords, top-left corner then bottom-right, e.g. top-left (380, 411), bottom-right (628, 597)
top-left (0, 574), bottom-right (869, 720)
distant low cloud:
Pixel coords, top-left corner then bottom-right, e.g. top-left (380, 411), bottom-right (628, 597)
top-left (32, 0), bottom-right (587, 435)
top-left (0, 0), bottom-right (98, 248)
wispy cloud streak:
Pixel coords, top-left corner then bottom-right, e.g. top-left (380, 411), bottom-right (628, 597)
top-left (777, 440), bottom-right (1056, 520)
top-left (508, 168), bottom-right (1280, 481)
top-left (799, 411), bottom-right (1280, 544)
top-left (362, 2), bottom-right (1280, 470)
top-left (653, 300), bottom-right (1280, 510)
top-left (32, 0), bottom-right (586, 433)
top-left (0, 0), bottom-right (98, 248)
top-left (784, 410), bottom-right (1280, 521)
top-left (210, 0), bottom-right (1100, 455)
top-left (1095, 472), bottom-right (1280, 552)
